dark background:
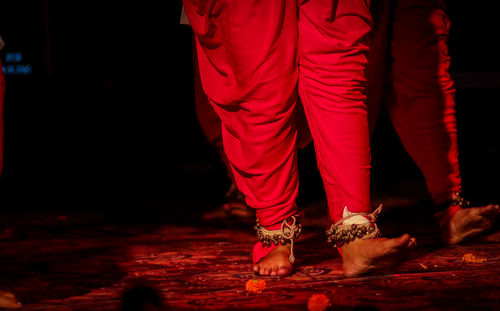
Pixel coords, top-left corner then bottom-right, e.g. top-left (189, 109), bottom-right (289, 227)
top-left (0, 1), bottom-right (499, 215)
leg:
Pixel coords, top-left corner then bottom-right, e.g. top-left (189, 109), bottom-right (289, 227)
top-left (388, 0), bottom-right (499, 244)
top-left (297, 0), bottom-right (414, 277)
top-left (389, 0), bottom-right (461, 205)
top-left (184, 0), bottom-right (300, 275)
top-left (192, 38), bottom-right (253, 219)
top-left (298, 0), bottom-right (373, 222)
top-left (192, 39), bottom-right (229, 179)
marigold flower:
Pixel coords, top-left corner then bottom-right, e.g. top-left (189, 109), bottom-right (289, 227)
top-left (307, 293), bottom-right (331, 311)
top-left (462, 253), bottom-right (487, 263)
top-left (245, 278), bottom-right (266, 294)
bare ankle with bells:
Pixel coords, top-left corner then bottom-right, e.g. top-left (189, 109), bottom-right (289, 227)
top-left (254, 215), bottom-right (302, 263)
top-left (437, 191), bottom-right (471, 211)
top-left (326, 205), bottom-right (382, 248)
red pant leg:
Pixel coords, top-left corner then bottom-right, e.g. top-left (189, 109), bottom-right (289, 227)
top-left (192, 40), bottom-right (234, 181)
top-left (389, 0), bottom-right (461, 205)
top-left (184, 0), bottom-right (300, 229)
top-left (193, 42), bottom-right (222, 150)
top-left (298, 0), bottom-right (373, 222)
top-left (193, 40), bottom-right (311, 183)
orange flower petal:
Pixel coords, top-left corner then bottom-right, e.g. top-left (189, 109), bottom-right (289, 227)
top-left (307, 293), bottom-right (331, 311)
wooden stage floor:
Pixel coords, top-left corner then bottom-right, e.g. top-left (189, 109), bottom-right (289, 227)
top-left (1, 197), bottom-right (500, 311)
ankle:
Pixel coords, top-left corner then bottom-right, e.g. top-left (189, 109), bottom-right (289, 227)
top-left (434, 191), bottom-right (470, 211)
top-left (327, 205), bottom-right (382, 249)
top-left (254, 215), bottom-right (302, 264)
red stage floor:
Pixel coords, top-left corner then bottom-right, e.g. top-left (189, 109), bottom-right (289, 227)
top-left (1, 195), bottom-right (500, 310)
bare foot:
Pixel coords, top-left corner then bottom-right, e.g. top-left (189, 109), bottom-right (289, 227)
top-left (253, 244), bottom-right (293, 276)
top-left (0, 290), bottom-right (22, 309)
top-left (341, 234), bottom-right (416, 277)
top-left (436, 204), bottom-right (500, 245)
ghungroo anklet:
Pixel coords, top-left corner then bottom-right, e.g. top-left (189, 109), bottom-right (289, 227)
top-left (254, 215), bottom-right (302, 263)
top-left (326, 205), bottom-right (382, 248)
top-left (450, 191), bottom-right (470, 209)
top-left (436, 191), bottom-right (471, 212)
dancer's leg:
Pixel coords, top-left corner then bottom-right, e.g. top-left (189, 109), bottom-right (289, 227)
top-left (389, 0), bottom-right (460, 204)
top-left (184, 0), bottom-right (300, 275)
top-left (298, 0), bottom-right (414, 276)
top-left (192, 42), bottom-right (230, 178)
top-left (389, 0), bottom-right (499, 244)
top-left (298, 0), bottom-right (373, 221)
top-left (192, 41), bottom-right (253, 219)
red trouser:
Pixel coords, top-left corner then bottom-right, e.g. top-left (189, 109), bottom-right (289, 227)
top-left (192, 45), bottom-right (233, 182)
top-left (367, 0), bottom-right (462, 205)
top-left (193, 0), bottom-right (462, 216)
top-left (298, 0), bottom-right (373, 222)
top-left (193, 40), bottom-right (310, 185)
top-left (184, 1), bottom-right (301, 235)
top-left (185, 0), bottom-right (373, 262)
